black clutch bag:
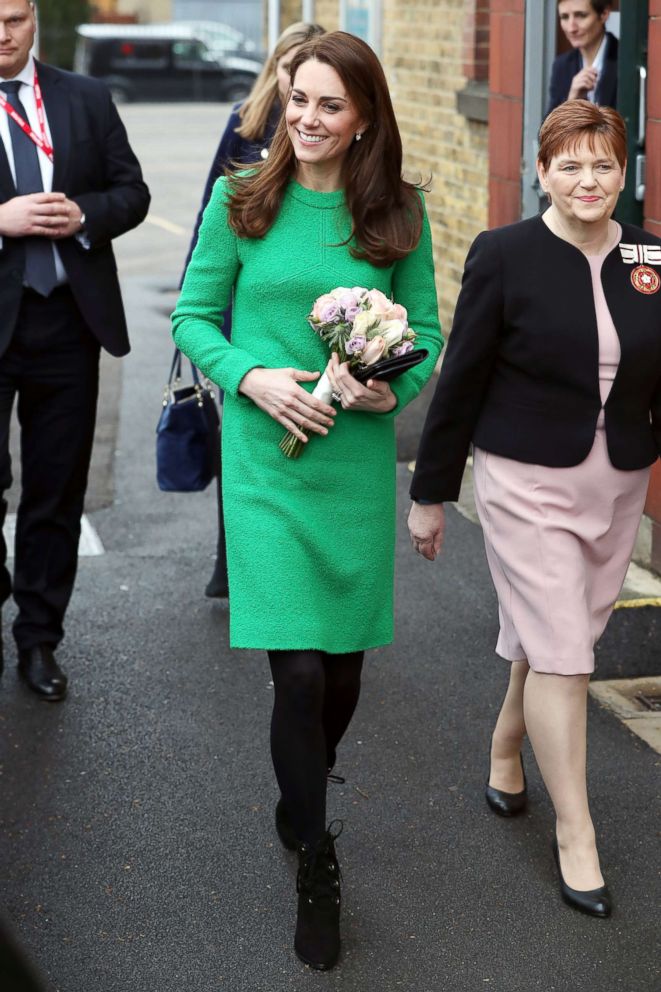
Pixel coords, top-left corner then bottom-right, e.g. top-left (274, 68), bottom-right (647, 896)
top-left (352, 348), bottom-right (429, 384)
top-left (156, 348), bottom-right (220, 493)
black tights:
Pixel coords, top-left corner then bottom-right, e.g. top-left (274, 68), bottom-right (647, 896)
top-left (268, 649), bottom-right (364, 847)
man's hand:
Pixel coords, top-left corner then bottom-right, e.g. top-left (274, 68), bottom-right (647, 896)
top-left (568, 66), bottom-right (599, 100)
top-left (407, 501), bottom-right (446, 561)
top-left (0, 193), bottom-right (83, 239)
top-left (49, 197), bottom-right (85, 239)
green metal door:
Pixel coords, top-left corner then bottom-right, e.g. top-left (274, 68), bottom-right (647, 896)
top-left (617, 1), bottom-right (648, 225)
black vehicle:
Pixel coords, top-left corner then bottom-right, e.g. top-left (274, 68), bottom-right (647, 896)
top-left (74, 23), bottom-right (263, 103)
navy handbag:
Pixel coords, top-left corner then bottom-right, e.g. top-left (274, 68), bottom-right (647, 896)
top-left (156, 349), bottom-right (220, 492)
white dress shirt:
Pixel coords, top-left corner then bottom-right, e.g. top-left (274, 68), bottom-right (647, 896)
top-left (0, 55), bottom-right (66, 282)
top-left (582, 33), bottom-right (608, 103)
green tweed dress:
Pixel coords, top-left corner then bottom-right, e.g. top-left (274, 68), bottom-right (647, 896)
top-left (172, 177), bottom-right (443, 652)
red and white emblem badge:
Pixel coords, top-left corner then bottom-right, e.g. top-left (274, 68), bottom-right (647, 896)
top-left (631, 264), bottom-right (660, 295)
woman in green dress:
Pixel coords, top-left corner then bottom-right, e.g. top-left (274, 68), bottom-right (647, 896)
top-left (172, 31), bottom-right (443, 971)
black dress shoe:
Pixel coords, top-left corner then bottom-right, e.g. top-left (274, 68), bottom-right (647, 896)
top-left (552, 840), bottom-right (611, 918)
top-left (485, 752), bottom-right (527, 816)
top-left (17, 645), bottom-right (67, 701)
top-left (204, 561), bottom-right (229, 598)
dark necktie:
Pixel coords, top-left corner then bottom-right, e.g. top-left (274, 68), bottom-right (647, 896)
top-left (0, 80), bottom-right (58, 297)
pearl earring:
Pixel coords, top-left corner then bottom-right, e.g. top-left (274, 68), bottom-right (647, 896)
top-left (355, 132), bottom-right (362, 141)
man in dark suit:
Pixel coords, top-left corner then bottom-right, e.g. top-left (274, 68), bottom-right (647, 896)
top-left (547, 1), bottom-right (617, 115)
top-left (0, 0), bottom-right (150, 699)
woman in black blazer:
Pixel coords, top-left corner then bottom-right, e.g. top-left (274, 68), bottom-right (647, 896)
top-left (547, 0), bottom-right (617, 114)
top-left (409, 102), bottom-right (661, 919)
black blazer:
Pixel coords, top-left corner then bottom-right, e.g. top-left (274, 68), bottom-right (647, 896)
top-left (411, 217), bottom-right (661, 503)
top-left (547, 31), bottom-right (618, 114)
top-left (0, 62), bottom-right (150, 358)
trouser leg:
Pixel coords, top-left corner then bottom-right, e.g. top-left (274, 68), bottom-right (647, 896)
top-left (0, 370), bottom-right (16, 612)
top-left (11, 289), bottom-right (100, 651)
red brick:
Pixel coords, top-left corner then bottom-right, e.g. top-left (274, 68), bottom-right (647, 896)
top-left (649, 18), bottom-right (661, 120)
top-left (644, 463), bottom-right (661, 521)
top-left (490, 12), bottom-right (524, 98)
top-left (489, 177), bottom-right (521, 228)
top-left (491, 0), bottom-right (525, 12)
top-left (489, 96), bottom-right (523, 181)
top-left (644, 120), bottom-right (661, 223)
top-left (650, 0), bottom-right (661, 16)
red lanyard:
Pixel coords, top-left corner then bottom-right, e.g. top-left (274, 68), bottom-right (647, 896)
top-left (0, 67), bottom-right (54, 162)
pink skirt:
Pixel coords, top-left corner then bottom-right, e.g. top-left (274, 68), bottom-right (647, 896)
top-left (473, 428), bottom-right (650, 675)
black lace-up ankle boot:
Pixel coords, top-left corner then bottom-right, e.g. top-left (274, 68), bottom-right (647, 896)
top-left (294, 823), bottom-right (342, 970)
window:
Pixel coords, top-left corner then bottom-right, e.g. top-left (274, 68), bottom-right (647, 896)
top-left (110, 41), bottom-right (169, 70)
top-left (340, 0), bottom-right (382, 55)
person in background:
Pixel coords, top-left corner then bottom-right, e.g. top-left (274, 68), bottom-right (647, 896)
top-left (181, 21), bottom-right (325, 599)
top-left (547, 0), bottom-right (617, 114)
top-left (173, 32), bottom-right (442, 970)
top-left (409, 101), bottom-right (661, 920)
top-left (0, 0), bottom-right (149, 700)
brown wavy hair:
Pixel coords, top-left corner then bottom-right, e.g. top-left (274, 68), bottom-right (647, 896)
top-left (226, 31), bottom-right (425, 267)
top-left (538, 100), bottom-right (627, 169)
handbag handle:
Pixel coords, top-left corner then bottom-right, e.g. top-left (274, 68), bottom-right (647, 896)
top-left (167, 347), bottom-right (203, 387)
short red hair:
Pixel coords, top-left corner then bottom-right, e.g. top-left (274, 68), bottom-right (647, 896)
top-left (538, 100), bottom-right (627, 170)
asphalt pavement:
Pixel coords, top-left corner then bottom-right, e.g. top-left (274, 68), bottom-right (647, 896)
top-left (1, 105), bottom-right (659, 992)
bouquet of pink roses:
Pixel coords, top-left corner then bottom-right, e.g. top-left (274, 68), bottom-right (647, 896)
top-left (279, 286), bottom-right (418, 459)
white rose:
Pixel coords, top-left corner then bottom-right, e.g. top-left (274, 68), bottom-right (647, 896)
top-left (351, 310), bottom-right (378, 337)
top-left (379, 319), bottom-right (407, 348)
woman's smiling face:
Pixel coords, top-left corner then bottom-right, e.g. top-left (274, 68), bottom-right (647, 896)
top-left (537, 134), bottom-right (624, 225)
top-left (285, 58), bottom-right (366, 173)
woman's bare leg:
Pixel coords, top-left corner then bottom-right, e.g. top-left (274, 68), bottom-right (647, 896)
top-left (489, 660), bottom-right (529, 792)
top-left (524, 670), bottom-right (604, 890)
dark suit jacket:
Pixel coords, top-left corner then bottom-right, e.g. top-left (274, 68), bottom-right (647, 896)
top-left (410, 216), bottom-right (661, 503)
top-left (0, 61), bottom-right (150, 358)
top-left (547, 31), bottom-right (618, 114)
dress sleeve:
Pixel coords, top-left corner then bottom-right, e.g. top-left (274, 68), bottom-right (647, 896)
top-left (410, 229), bottom-right (504, 502)
top-left (172, 177), bottom-right (262, 397)
top-left (380, 196), bottom-right (444, 418)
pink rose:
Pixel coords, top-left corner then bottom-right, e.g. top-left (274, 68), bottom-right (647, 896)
top-left (392, 341), bottom-right (414, 356)
top-left (360, 335), bottom-right (386, 365)
top-left (311, 293), bottom-right (338, 322)
top-left (366, 289), bottom-right (392, 317)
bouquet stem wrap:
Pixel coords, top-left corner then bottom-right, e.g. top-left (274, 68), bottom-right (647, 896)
top-left (279, 372), bottom-right (334, 459)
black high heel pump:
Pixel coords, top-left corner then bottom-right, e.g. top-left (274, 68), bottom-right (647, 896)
top-left (485, 751), bottom-right (527, 817)
top-left (552, 840), bottom-right (611, 918)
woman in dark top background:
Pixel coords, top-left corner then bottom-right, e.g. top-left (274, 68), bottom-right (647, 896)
top-left (181, 21), bottom-right (325, 598)
top-left (547, 0), bottom-right (617, 114)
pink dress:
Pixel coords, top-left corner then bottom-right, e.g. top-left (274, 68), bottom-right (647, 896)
top-left (473, 225), bottom-right (650, 675)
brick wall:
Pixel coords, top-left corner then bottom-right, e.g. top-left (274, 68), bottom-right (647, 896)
top-left (314, 2), bottom-right (340, 31)
top-left (488, 0), bottom-right (524, 227)
top-left (381, 0), bottom-right (489, 328)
